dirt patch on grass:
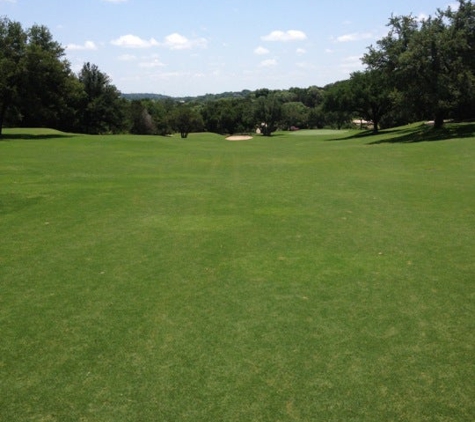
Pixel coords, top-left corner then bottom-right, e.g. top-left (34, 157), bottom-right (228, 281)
top-left (226, 135), bottom-right (253, 141)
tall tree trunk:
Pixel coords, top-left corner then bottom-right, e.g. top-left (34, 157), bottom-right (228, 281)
top-left (433, 112), bottom-right (444, 129)
top-left (0, 103), bottom-right (7, 138)
top-left (0, 93), bottom-right (13, 138)
top-left (372, 118), bottom-right (379, 134)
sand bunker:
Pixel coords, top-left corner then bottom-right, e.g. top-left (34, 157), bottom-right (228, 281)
top-left (226, 135), bottom-right (253, 141)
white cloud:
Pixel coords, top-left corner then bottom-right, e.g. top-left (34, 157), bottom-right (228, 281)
top-left (0, 0), bottom-right (17, 3)
top-left (447, 2), bottom-right (460, 11)
top-left (111, 33), bottom-right (207, 50)
top-left (66, 41), bottom-right (98, 51)
top-left (296, 48), bottom-right (306, 55)
top-left (336, 32), bottom-right (373, 42)
top-left (296, 62), bottom-right (316, 69)
top-left (147, 71), bottom-right (206, 82)
top-left (259, 59), bottom-right (278, 67)
top-left (102, 0), bottom-right (127, 3)
top-left (417, 13), bottom-right (429, 22)
top-left (118, 54), bottom-right (137, 61)
top-left (254, 46), bottom-right (270, 55)
top-left (162, 33), bottom-right (208, 50)
top-left (152, 71), bottom-right (182, 79)
top-left (139, 59), bottom-right (165, 68)
top-left (340, 55), bottom-right (364, 71)
top-left (261, 30), bottom-right (307, 42)
top-left (111, 34), bottom-right (159, 48)
top-left (413, 2), bottom-right (457, 22)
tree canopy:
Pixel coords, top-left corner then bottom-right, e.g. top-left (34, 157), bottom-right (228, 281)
top-left (77, 62), bottom-right (127, 134)
top-left (1, 1), bottom-right (474, 138)
top-left (0, 17), bottom-right (28, 136)
top-left (363, 0), bottom-right (475, 128)
top-left (0, 18), bottom-right (126, 136)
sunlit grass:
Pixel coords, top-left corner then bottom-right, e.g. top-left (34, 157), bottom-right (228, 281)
top-left (1, 125), bottom-right (474, 421)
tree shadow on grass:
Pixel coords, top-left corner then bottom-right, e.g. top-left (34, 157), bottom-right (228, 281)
top-left (0, 133), bottom-right (76, 141)
top-left (327, 127), bottom-right (414, 141)
top-left (327, 122), bottom-right (475, 144)
top-left (371, 123), bottom-right (475, 144)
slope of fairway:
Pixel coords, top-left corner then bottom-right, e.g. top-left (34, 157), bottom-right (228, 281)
top-left (1, 125), bottom-right (474, 421)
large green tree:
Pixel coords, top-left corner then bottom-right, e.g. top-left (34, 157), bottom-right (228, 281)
top-left (129, 100), bottom-right (157, 135)
top-left (321, 81), bottom-right (353, 129)
top-left (364, 0), bottom-right (475, 128)
top-left (127, 99), bottom-right (170, 136)
top-left (289, 86), bottom-right (324, 108)
top-left (254, 94), bottom-right (282, 136)
top-left (443, 0), bottom-right (475, 120)
top-left (0, 18), bottom-right (26, 136)
top-left (280, 102), bottom-right (309, 130)
top-left (146, 100), bottom-right (171, 135)
top-left (201, 98), bottom-right (254, 135)
top-left (18, 24), bottom-right (78, 129)
top-left (399, 14), bottom-right (454, 128)
top-left (170, 104), bottom-right (203, 138)
top-left (348, 70), bottom-right (394, 133)
top-left (77, 62), bottom-right (127, 134)
top-left (0, 18), bottom-right (83, 135)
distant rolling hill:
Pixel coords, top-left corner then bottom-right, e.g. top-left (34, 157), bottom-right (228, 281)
top-left (122, 89), bottom-right (252, 102)
top-left (121, 93), bottom-right (172, 101)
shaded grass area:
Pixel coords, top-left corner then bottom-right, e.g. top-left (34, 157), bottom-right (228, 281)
top-left (288, 129), bottom-right (349, 136)
top-left (0, 127), bottom-right (78, 141)
top-left (1, 126), bottom-right (474, 421)
top-left (331, 121), bottom-right (475, 144)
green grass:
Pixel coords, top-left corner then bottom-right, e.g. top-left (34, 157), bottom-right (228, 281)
top-left (1, 125), bottom-right (474, 421)
top-left (288, 129), bottom-right (349, 136)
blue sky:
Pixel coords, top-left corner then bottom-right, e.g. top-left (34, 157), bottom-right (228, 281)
top-left (1, 0), bottom-right (458, 96)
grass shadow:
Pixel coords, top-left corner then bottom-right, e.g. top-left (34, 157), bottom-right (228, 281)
top-left (0, 133), bottom-right (76, 141)
top-left (328, 127), bottom-right (417, 142)
top-left (369, 122), bottom-right (475, 144)
top-left (327, 122), bottom-right (475, 144)
top-left (266, 133), bottom-right (286, 138)
top-left (327, 130), bottom-right (374, 141)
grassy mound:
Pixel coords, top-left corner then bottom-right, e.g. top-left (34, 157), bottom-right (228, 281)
top-left (1, 127), bottom-right (78, 140)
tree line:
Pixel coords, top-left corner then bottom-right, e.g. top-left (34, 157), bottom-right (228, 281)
top-left (0, 15), bottom-right (327, 138)
top-left (1, 0), bottom-right (474, 138)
